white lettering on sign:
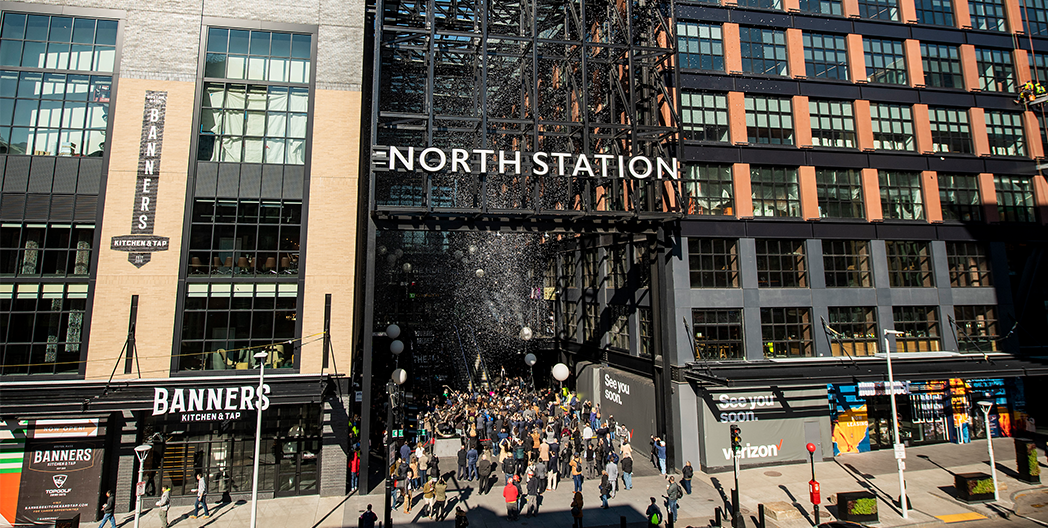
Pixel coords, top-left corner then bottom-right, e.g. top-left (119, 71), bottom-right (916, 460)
top-left (603, 374), bottom-right (631, 405)
top-left (717, 394), bottom-right (776, 422)
top-left (152, 385), bottom-right (271, 416)
top-left (722, 439), bottom-right (783, 460)
top-left (385, 146), bottom-right (679, 181)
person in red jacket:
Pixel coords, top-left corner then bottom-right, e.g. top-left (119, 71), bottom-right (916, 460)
top-left (349, 450), bottom-right (360, 493)
top-left (503, 477), bottom-right (520, 520)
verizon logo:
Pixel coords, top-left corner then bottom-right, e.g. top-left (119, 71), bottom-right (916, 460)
top-left (722, 439), bottom-right (783, 460)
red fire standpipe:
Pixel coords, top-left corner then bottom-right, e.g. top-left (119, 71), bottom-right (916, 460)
top-left (807, 442), bottom-right (820, 525)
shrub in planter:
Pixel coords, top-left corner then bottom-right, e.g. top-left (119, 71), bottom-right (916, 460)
top-left (837, 491), bottom-right (879, 523)
top-left (955, 472), bottom-right (995, 503)
top-left (1016, 439), bottom-right (1041, 484)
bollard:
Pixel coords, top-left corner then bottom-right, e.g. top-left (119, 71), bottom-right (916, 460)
top-left (714, 506), bottom-right (722, 527)
top-left (621, 515), bottom-right (627, 528)
top-left (758, 504), bottom-right (765, 528)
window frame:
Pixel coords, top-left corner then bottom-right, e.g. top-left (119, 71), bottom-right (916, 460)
top-left (739, 26), bottom-right (789, 77)
top-left (885, 240), bottom-right (935, 287)
top-left (682, 163), bottom-right (735, 216)
top-left (984, 110), bottom-right (1026, 157)
top-left (891, 306), bottom-right (942, 352)
top-left (921, 42), bottom-right (964, 89)
top-left (816, 168), bottom-right (865, 219)
top-left (760, 307), bottom-right (814, 358)
top-left (693, 309), bottom-right (745, 360)
top-left (681, 90), bottom-right (729, 143)
top-left (822, 240), bottom-right (873, 288)
top-left (751, 166), bottom-right (801, 217)
top-left (938, 173), bottom-right (982, 222)
top-left (755, 238), bottom-right (808, 288)
top-left (826, 306), bottom-right (879, 356)
top-left (864, 37), bottom-right (908, 85)
top-left (946, 241), bottom-right (993, 287)
top-left (676, 22), bottom-right (724, 71)
top-left (975, 48), bottom-right (1016, 93)
top-left (803, 32), bottom-right (849, 80)
top-left (688, 238), bottom-right (740, 288)
top-left (994, 175), bottom-right (1036, 222)
top-left (870, 103), bottom-right (915, 151)
top-left (953, 305), bottom-right (1000, 353)
top-left (928, 107), bottom-right (973, 154)
top-left (745, 94), bottom-right (794, 145)
top-left (809, 99), bottom-right (856, 148)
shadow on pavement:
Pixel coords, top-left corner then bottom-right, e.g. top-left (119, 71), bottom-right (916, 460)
top-left (917, 454), bottom-right (957, 476)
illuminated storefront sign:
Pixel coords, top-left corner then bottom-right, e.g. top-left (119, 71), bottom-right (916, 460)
top-left (382, 146), bottom-right (679, 180)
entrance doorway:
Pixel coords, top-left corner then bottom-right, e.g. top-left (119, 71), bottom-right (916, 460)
top-left (274, 438), bottom-right (319, 496)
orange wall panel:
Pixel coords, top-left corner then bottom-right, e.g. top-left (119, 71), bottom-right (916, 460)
top-left (978, 172), bottom-right (1001, 223)
top-left (847, 34), bottom-right (867, 83)
top-left (900, 0), bottom-right (918, 23)
top-left (787, 29), bottom-right (806, 78)
top-left (955, 0), bottom-right (972, 27)
top-left (724, 23), bottom-right (742, 73)
top-left (733, 163), bottom-right (753, 219)
top-left (960, 44), bottom-right (980, 91)
top-left (922, 170), bottom-right (943, 223)
top-left (905, 39), bottom-right (925, 87)
top-left (1033, 175), bottom-right (1048, 224)
top-left (1015, 49), bottom-right (1032, 85)
top-left (970, 107), bottom-right (991, 156)
top-left (799, 166), bottom-right (820, 220)
top-left (862, 168), bottom-right (883, 221)
top-left (1004, 0), bottom-right (1023, 34)
top-left (913, 104), bottom-right (934, 153)
top-left (1024, 110), bottom-right (1045, 158)
top-left (794, 95), bottom-right (813, 148)
top-left (855, 100), bottom-right (875, 150)
top-left (844, 0), bottom-right (861, 17)
top-left (729, 91), bottom-right (748, 144)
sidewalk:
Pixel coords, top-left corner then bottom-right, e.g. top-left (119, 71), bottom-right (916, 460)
top-left (112, 438), bottom-right (1046, 528)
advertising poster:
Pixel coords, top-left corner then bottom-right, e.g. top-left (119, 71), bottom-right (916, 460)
top-left (14, 419), bottom-right (105, 525)
top-left (829, 384), bottom-right (871, 455)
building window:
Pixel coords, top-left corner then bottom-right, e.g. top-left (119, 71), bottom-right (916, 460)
top-left (921, 43), bottom-right (964, 89)
top-left (995, 175), bottom-right (1036, 222)
top-left (756, 238), bottom-right (808, 288)
top-left (693, 309), bottom-right (744, 360)
top-left (823, 240), bottom-right (873, 287)
top-left (799, 0), bottom-right (844, 15)
top-left (915, 0), bottom-right (955, 25)
top-left (745, 95), bottom-right (793, 145)
top-left (886, 240), bottom-right (935, 287)
top-left (0, 287), bottom-right (87, 375)
top-left (880, 171), bottom-right (924, 220)
top-left (607, 245), bottom-right (627, 289)
top-left (562, 251), bottom-right (577, 288)
top-left (0, 13), bottom-right (117, 154)
top-left (688, 238), bottom-right (740, 288)
top-left (198, 28), bottom-right (312, 165)
top-left (1023, 0), bottom-right (1048, 35)
top-left (681, 91), bottom-right (728, 142)
top-left (739, 27), bottom-right (788, 76)
top-left (826, 306), bottom-right (879, 356)
top-left (179, 283), bottom-right (298, 371)
top-left (760, 307), bottom-right (814, 358)
top-left (953, 305), bottom-right (999, 352)
top-left (969, 0), bottom-right (1008, 31)
top-left (817, 168), bottom-right (864, 219)
top-left (809, 99), bottom-right (856, 148)
top-left (1031, 53), bottom-right (1048, 86)
top-left (738, 0), bottom-right (785, 9)
top-left (938, 173), bottom-right (981, 222)
top-left (859, 0), bottom-right (900, 20)
top-left (928, 107), bottom-right (972, 154)
top-left (187, 199), bottom-right (301, 277)
top-left (565, 301), bottom-right (578, 340)
top-left (975, 48), bottom-right (1015, 92)
top-left (751, 166), bottom-right (800, 217)
top-left (985, 111), bottom-right (1026, 156)
top-left (0, 225), bottom-right (94, 277)
top-left (638, 306), bottom-right (652, 357)
top-left (582, 248), bottom-right (598, 289)
top-left (891, 306), bottom-right (942, 352)
top-left (803, 33), bottom-right (849, 80)
top-left (864, 38), bottom-right (907, 85)
top-left (609, 305), bottom-right (630, 350)
top-left (870, 104), bottom-right (915, 151)
top-left (676, 22), bottom-right (724, 71)
top-left (682, 163), bottom-right (734, 216)
top-left (947, 242), bottom-right (992, 287)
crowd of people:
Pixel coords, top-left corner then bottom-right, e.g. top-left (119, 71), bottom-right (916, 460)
top-left (376, 377), bottom-right (691, 526)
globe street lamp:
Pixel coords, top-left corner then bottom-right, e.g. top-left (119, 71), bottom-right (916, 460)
top-left (249, 349), bottom-right (269, 528)
top-left (524, 352), bottom-right (537, 391)
top-left (132, 444), bottom-right (153, 528)
top-left (385, 368), bottom-right (408, 528)
top-left (977, 400), bottom-right (1000, 501)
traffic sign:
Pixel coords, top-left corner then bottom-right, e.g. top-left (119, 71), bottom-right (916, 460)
top-left (136, 482), bottom-right (146, 496)
top-left (894, 443), bottom-right (906, 459)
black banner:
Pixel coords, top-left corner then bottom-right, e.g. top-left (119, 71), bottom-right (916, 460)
top-left (111, 90), bottom-right (169, 267)
top-left (16, 439), bottom-right (105, 525)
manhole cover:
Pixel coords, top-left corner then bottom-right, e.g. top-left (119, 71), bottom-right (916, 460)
top-left (764, 471), bottom-right (782, 477)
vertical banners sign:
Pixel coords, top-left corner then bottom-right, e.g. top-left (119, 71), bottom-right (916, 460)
top-left (16, 419), bottom-right (104, 525)
top-left (110, 91), bottom-right (170, 267)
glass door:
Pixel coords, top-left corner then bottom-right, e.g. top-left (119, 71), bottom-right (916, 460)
top-left (273, 438), bottom-right (319, 496)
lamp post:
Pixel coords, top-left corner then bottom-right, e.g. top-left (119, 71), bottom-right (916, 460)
top-left (249, 349), bottom-right (269, 528)
top-left (385, 368), bottom-right (408, 528)
top-left (882, 329), bottom-right (908, 518)
top-left (132, 446), bottom-right (153, 528)
top-left (977, 400), bottom-right (1000, 501)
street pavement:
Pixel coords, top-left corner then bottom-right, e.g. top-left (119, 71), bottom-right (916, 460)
top-left (112, 438), bottom-right (1046, 528)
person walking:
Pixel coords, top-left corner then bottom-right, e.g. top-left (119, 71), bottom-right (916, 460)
top-left (477, 453), bottom-right (493, 494)
top-left (570, 454), bottom-right (584, 492)
top-left (598, 471), bottom-right (611, 509)
top-left (349, 450), bottom-right (360, 493)
top-left (97, 490), bottom-right (116, 528)
top-left (458, 444), bottom-right (468, 480)
top-left (605, 456), bottom-right (618, 497)
top-left (433, 478), bottom-right (448, 520)
top-left (645, 497), bottom-right (662, 527)
top-left (358, 504), bottom-right (378, 528)
top-left (656, 439), bottom-right (667, 475)
top-left (422, 477), bottom-right (436, 518)
top-left (466, 445), bottom-right (479, 481)
top-left (534, 458), bottom-right (547, 496)
top-left (570, 491), bottom-right (584, 528)
top-left (455, 506), bottom-right (470, 528)
top-left (503, 476), bottom-right (520, 520)
top-left (666, 476), bottom-right (683, 524)
top-left (191, 473), bottom-right (210, 518)
top-left (681, 461), bottom-right (694, 495)
top-left (403, 467), bottom-right (415, 513)
top-left (155, 485), bottom-right (171, 528)
top-left (621, 451), bottom-right (633, 490)
top-left (526, 471), bottom-right (540, 516)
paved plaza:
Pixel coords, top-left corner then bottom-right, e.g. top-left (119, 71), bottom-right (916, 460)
top-left (111, 438), bottom-right (1046, 528)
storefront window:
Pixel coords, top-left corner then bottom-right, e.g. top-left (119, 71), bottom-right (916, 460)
top-left (141, 404), bottom-right (321, 498)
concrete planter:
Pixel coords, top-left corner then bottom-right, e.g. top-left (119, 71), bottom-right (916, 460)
top-left (837, 491), bottom-right (879, 524)
top-left (955, 472), bottom-right (995, 503)
top-left (1015, 439), bottom-right (1041, 484)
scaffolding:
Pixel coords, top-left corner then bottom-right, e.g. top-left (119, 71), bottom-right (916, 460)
top-left (369, 0), bottom-right (684, 219)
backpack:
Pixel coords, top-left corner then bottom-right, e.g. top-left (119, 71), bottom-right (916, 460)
top-left (649, 511), bottom-right (661, 525)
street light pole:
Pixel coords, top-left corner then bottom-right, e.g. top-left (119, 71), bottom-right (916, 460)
top-left (978, 400), bottom-right (1000, 501)
top-left (132, 444), bottom-right (153, 528)
top-left (882, 329), bottom-right (908, 518)
top-left (249, 349), bottom-right (269, 528)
